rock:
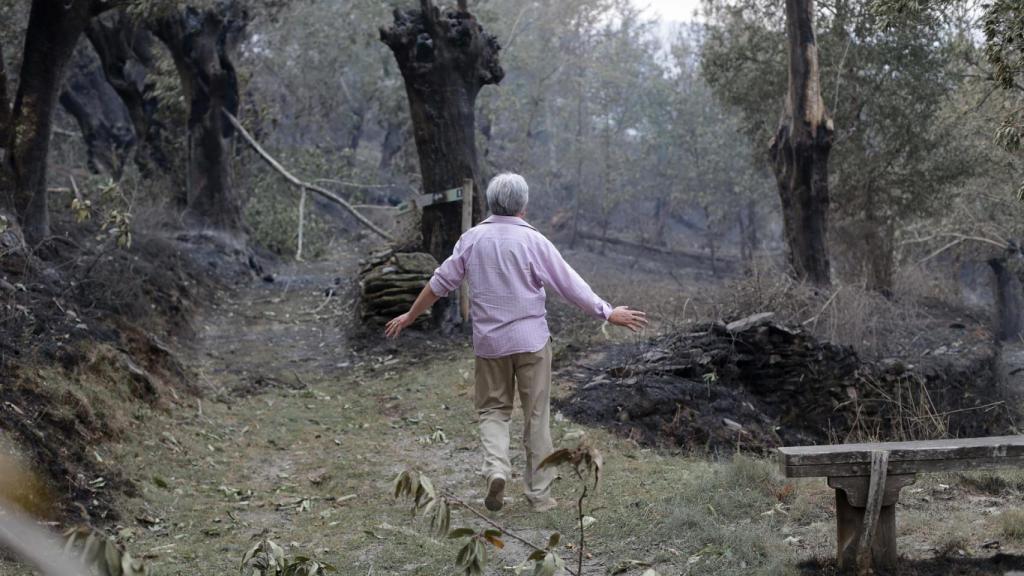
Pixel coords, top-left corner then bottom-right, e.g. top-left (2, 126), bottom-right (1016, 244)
top-left (722, 418), bottom-right (744, 432)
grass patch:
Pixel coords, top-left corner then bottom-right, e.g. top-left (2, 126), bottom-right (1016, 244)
top-left (1000, 509), bottom-right (1024, 541)
top-left (956, 470), bottom-right (1024, 496)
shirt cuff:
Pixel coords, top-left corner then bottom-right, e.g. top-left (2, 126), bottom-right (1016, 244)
top-left (597, 300), bottom-right (613, 320)
top-left (429, 275), bottom-right (452, 298)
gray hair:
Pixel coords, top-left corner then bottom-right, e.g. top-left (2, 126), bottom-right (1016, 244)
top-left (485, 173), bottom-right (529, 216)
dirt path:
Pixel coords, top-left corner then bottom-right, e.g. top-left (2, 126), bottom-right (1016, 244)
top-left (94, 255), bottom-right (622, 575)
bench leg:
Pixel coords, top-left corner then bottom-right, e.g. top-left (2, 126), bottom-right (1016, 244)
top-left (835, 489), bottom-right (897, 573)
top-left (829, 473), bottom-right (915, 574)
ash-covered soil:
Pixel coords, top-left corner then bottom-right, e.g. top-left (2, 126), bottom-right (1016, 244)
top-left (556, 312), bottom-right (1018, 454)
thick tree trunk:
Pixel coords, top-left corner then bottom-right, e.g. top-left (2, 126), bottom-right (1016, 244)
top-left (4, 0), bottom-right (101, 245)
top-left (745, 199), bottom-right (759, 256)
top-left (652, 195), bottom-right (670, 247)
top-left (989, 245), bottom-right (1024, 341)
top-left (60, 44), bottom-right (136, 178)
top-left (378, 118), bottom-right (405, 173)
top-left (0, 43), bottom-right (11, 214)
top-left (153, 3), bottom-right (247, 232)
top-left (380, 0), bottom-right (503, 261)
top-left (863, 217), bottom-right (895, 296)
top-left (86, 10), bottom-right (170, 174)
top-left (0, 43), bottom-right (9, 149)
top-left (769, 0), bottom-right (833, 286)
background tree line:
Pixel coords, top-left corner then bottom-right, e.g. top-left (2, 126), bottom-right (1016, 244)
top-left (2, 0), bottom-right (1024, 299)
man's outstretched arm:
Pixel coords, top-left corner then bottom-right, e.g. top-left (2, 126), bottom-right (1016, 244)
top-left (535, 239), bottom-right (648, 332)
top-left (386, 237), bottom-right (469, 338)
top-left (384, 283), bottom-right (441, 338)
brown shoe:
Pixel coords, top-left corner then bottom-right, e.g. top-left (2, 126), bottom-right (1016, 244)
top-left (485, 476), bottom-right (506, 512)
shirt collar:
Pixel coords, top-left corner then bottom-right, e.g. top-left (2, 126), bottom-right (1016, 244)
top-left (480, 215), bottom-right (536, 230)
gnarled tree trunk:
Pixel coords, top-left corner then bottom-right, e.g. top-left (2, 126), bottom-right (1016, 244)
top-left (4, 0), bottom-right (105, 245)
top-left (86, 10), bottom-right (170, 175)
top-left (153, 3), bottom-right (247, 232)
top-left (769, 0), bottom-right (833, 286)
top-left (380, 0), bottom-right (503, 262)
top-left (1, 42), bottom-right (11, 214)
top-left (0, 42), bottom-right (9, 151)
top-left (989, 245), bottom-right (1024, 342)
top-left (60, 43), bottom-right (136, 178)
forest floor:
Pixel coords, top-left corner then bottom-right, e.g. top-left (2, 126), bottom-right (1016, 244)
top-left (5, 245), bottom-right (1024, 575)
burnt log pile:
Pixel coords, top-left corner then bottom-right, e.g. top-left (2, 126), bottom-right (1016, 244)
top-left (358, 251), bottom-right (437, 325)
top-left (558, 313), bottom-right (1014, 454)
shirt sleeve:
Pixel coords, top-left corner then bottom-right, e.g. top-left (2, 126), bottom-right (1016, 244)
top-left (428, 235), bottom-right (469, 298)
top-left (532, 238), bottom-right (613, 320)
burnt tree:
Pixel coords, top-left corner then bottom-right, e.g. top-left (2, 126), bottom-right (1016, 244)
top-left (0, 42), bottom-right (9, 151)
top-left (380, 0), bottom-right (503, 261)
top-left (0, 41), bottom-right (21, 250)
top-left (769, 0), bottom-right (833, 286)
top-left (60, 44), bottom-right (136, 178)
top-left (86, 10), bottom-right (170, 175)
top-left (153, 3), bottom-right (246, 232)
top-left (3, 0), bottom-right (113, 245)
top-left (989, 244), bottom-right (1024, 342)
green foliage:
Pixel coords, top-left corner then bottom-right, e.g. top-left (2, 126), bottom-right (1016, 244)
top-left (701, 0), bottom-right (977, 283)
top-left (64, 527), bottom-right (149, 576)
top-left (391, 469), bottom-right (565, 576)
top-left (242, 538), bottom-right (287, 576)
top-left (240, 538), bottom-right (336, 576)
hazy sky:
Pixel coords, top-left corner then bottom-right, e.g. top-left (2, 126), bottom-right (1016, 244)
top-left (636, 0), bottom-right (703, 22)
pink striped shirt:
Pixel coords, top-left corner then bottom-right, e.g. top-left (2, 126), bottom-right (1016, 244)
top-left (429, 215), bottom-right (612, 358)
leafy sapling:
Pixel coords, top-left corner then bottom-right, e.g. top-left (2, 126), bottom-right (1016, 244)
top-left (391, 468), bottom-right (575, 576)
top-left (240, 537), bottom-right (336, 576)
top-left (63, 527), bottom-right (149, 576)
top-left (538, 439), bottom-right (604, 576)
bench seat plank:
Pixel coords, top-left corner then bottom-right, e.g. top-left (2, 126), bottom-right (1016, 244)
top-left (778, 435), bottom-right (1024, 478)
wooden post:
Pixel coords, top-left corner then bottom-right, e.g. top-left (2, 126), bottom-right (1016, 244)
top-left (829, 471), bottom-right (914, 574)
top-left (296, 187), bottom-right (307, 261)
top-left (459, 178), bottom-right (473, 323)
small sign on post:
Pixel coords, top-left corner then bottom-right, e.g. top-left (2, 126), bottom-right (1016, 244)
top-left (413, 186), bottom-right (465, 208)
top-left (459, 178), bottom-right (473, 323)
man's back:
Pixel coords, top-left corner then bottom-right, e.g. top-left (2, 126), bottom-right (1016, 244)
top-left (428, 215), bottom-right (611, 358)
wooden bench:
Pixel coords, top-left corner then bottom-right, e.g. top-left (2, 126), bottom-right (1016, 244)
top-left (777, 435), bottom-right (1024, 573)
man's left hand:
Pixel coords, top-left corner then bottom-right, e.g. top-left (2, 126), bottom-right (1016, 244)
top-left (608, 306), bottom-right (648, 332)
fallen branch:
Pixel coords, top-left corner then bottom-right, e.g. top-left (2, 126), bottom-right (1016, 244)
top-left (575, 229), bottom-right (737, 266)
top-left (312, 178), bottom-right (393, 190)
top-left (223, 109), bottom-right (394, 242)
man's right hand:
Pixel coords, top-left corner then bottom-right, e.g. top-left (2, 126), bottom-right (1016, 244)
top-left (385, 312), bottom-right (413, 339)
top-left (608, 306), bottom-right (648, 332)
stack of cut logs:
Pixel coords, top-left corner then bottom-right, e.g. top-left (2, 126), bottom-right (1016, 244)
top-left (358, 251), bottom-right (438, 325)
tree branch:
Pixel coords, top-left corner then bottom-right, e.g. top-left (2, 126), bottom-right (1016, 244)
top-left (443, 492), bottom-right (579, 576)
top-left (223, 109), bottom-right (395, 242)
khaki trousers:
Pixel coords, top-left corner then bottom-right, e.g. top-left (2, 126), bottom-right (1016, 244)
top-left (474, 342), bottom-right (555, 503)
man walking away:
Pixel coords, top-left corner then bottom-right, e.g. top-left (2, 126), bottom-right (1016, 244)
top-left (385, 173), bottom-right (647, 512)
